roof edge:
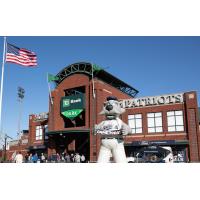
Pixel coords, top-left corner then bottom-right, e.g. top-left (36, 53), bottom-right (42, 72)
top-left (55, 62), bottom-right (139, 98)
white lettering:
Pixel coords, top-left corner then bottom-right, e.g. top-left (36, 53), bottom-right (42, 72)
top-left (70, 98), bottom-right (81, 104)
top-left (35, 112), bottom-right (48, 121)
top-left (120, 93), bottom-right (184, 109)
top-left (175, 94), bottom-right (183, 103)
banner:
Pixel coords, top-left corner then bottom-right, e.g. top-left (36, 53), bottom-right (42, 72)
top-left (61, 94), bottom-right (85, 119)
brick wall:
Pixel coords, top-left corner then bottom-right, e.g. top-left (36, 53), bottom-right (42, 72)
top-left (29, 114), bottom-right (48, 147)
top-left (48, 74), bottom-right (90, 132)
top-left (121, 91), bottom-right (200, 162)
top-left (184, 92), bottom-right (200, 162)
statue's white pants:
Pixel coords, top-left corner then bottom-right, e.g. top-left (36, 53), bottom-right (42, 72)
top-left (97, 138), bottom-right (127, 163)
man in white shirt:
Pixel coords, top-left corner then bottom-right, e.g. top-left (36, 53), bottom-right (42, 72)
top-left (15, 151), bottom-right (23, 163)
top-left (74, 153), bottom-right (81, 163)
top-left (80, 154), bottom-right (85, 163)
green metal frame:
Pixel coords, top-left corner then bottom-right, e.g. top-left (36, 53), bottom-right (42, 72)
top-left (54, 62), bottom-right (139, 98)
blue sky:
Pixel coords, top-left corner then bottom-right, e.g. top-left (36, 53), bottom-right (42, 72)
top-left (0, 36), bottom-right (200, 140)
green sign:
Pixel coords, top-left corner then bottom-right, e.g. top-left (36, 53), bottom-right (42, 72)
top-left (61, 94), bottom-right (85, 119)
top-left (61, 109), bottom-right (83, 118)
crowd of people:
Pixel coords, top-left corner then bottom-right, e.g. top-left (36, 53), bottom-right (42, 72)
top-left (11, 151), bottom-right (86, 163)
top-left (48, 152), bottom-right (86, 163)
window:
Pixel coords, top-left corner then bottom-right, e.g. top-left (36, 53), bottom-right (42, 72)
top-left (147, 112), bottom-right (163, 133)
top-left (167, 111), bottom-right (184, 132)
top-left (128, 114), bottom-right (142, 134)
top-left (36, 126), bottom-right (43, 140)
top-left (64, 86), bottom-right (85, 96)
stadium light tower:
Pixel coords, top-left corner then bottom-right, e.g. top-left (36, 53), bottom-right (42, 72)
top-left (17, 87), bottom-right (25, 139)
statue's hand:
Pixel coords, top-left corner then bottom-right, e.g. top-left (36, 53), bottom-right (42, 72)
top-left (120, 128), bottom-right (126, 135)
top-left (121, 124), bottom-right (131, 135)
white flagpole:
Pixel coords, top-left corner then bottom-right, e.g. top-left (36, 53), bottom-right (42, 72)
top-left (0, 36), bottom-right (7, 138)
top-left (91, 63), bottom-right (96, 99)
top-left (47, 73), bottom-right (53, 105)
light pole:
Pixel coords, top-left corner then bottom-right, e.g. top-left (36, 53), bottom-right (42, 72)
top-left (17, 87), bottom-right (25, 139)
top-left (3, 133), bottom-right (13, 161)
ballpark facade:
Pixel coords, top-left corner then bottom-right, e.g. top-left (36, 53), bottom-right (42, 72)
top-left (5, 62), bottom-right (200, 162)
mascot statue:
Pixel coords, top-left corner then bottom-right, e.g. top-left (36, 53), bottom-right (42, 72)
top-left (95, 96), bottom-right (131, 163)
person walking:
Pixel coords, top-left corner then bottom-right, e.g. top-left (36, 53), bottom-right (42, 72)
top-left (56, 153), bottom-right (61, 163)
top-left (74, 152), bottom-right (81, 163)
top-left (80, 154), bottom-right (86, 163)
top-left (11, 151), bottom-right (17, 163)
top-left (40, 153), bottom-right (46, 163)
top-left (15, 151), bottom-right (23, 163)
top-left (65, 153), bottom-right (71, 163)
top-left (32, 153), bottom-right (39, 163)
top-left (70, 153), bottom-right (75, 163)
top-left (61, 153), bottom-right (65, 162)
top-left (25, 153), bottom-right (29, 163)
top-left (28, 153), bottom-right (33, 163)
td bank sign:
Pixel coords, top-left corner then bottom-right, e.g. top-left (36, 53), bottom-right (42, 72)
top-left (61, 94), bottom-right (85, 119)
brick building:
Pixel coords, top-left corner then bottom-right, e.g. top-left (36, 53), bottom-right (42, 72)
top-left (28, 112), bottom-right (48, 155)
top-left (5, 113), bottom-right (48, 161)
top-left (5, 62), bottom-right (200, 162)
top-left (45, 62), bottom-right (200, 162)
top-left (121, 92), bottom-right (200, 162)
top-left (6, 130), bottom-right (29, 161)
top-left (46, 62), bottom-right (138, 161)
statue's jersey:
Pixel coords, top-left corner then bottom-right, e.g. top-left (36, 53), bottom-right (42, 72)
top-left (96, 118), bottom-right (122, 135)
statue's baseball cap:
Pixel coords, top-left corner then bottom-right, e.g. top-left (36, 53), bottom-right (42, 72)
top-left (106, 96), bottom-right (118, 101)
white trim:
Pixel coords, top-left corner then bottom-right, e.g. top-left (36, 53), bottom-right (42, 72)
top-left (166, 133), bottom-right (187, 136)
top-left (102, 89), bottom-right (112, 94)
top-left (145, 134), bottom-right (165, 137)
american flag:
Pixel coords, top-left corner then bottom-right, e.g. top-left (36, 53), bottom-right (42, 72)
top-left (6, 43), bottom-right (37, 67)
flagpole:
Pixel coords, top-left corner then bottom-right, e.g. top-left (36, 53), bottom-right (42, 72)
top-left (0, 36), bottom-right (7, 138)
top-left (91, 63), bottom-right (96, 99)
top-left (47, 73), bottom-right (53, 105)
